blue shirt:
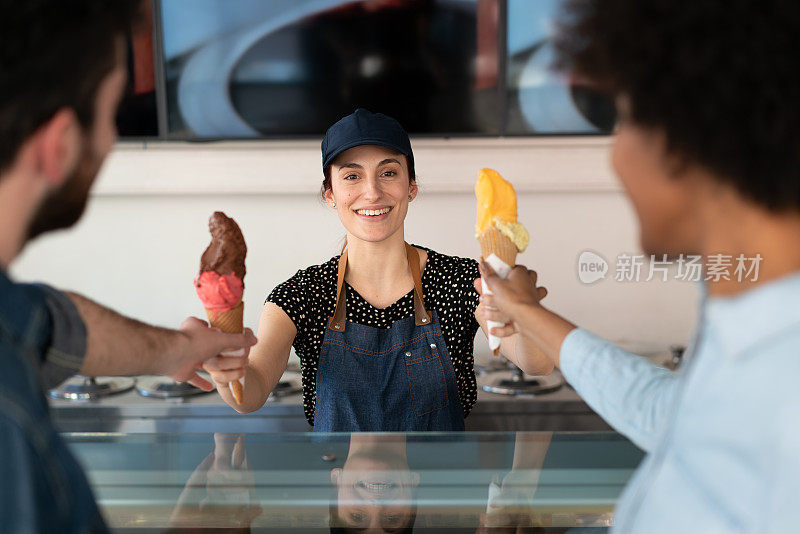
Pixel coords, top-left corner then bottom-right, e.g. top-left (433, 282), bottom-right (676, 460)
top-left (561, 273), bottom-right (800, 533)
top-left (0, 267), bottom-right (106, 533)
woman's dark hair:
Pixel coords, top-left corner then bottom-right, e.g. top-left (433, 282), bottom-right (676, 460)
top-left (329, 507), bottom-right (417, 534)
top-left (554, 0), bottom-right (800, 212)
top-left (321, 151), bottom-right (417, 200)
top-left (0, 0), bottom-right (142, 173)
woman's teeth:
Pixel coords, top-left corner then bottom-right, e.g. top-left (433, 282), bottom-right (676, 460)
top-left (356, 207), bottom-right (391, 216)
top-left (358, 480), bottom-right (396, 493)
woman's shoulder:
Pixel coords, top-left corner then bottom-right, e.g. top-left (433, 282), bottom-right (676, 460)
top-left (288, 254), bottom-right (340, 283)
top-left (417, 246), bottom-right (479, 277)
top-left (268, 254), bottom-right (339, 298)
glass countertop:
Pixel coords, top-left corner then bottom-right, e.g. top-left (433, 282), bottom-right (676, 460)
top-left (65, 431), bottom-right (643, 532)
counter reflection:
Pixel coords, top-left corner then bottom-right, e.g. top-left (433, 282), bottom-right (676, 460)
top-left (169, 433), bottom-right (262, 530)
top-left (65, 431), bottom-right (641, 532)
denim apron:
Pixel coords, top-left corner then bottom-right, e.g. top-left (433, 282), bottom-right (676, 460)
top-left (313, 244), bottom-right (465, 432)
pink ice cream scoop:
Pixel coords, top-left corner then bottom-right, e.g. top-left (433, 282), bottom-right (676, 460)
top-left (194, 271), bottom-right (243, 312)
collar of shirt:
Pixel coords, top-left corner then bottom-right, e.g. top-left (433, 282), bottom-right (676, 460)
top-left (705, 270), bottom-right (800, 358)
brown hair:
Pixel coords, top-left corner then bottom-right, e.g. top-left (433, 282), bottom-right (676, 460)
top-left (0, 0), bottom-right (143, 173)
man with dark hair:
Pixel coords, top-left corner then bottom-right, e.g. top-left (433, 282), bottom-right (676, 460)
top-left (0, 2), bottom-right (254, 531)
top-left (480, 0), bottom-right (800, 532)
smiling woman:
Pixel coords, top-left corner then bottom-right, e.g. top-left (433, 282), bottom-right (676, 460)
top-left (324, 144), bottom-right (415, 250)
top-left (201, 108), bottom-right (554, 431)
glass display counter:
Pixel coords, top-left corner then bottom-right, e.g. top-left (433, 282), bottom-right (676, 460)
top-left (64, 431), bottom-right (643, 532)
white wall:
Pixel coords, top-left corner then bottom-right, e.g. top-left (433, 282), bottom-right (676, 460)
top-left (11, 138), bottom-right (698, 354)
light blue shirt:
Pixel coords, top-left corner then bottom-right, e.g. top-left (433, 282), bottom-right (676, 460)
top-left (560, 273), bottom-right (800, 533)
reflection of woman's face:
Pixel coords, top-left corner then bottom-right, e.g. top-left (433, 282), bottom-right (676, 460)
top-left (325, 144), bottom-right (416, 246)
top-left (331, 450), bottom-right (419, 532)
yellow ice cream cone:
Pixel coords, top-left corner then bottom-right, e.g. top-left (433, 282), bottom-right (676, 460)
top-left (478, 226), bottom-right (518, 267)
top-left (475, 168), bottom-right (529, 357)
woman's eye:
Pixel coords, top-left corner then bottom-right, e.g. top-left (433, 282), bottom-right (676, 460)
top-left (343, 174), bottom-right (359, 181)
top-left (350, 513), bottom-right (367, 523)
top-left (381, 170), bottom-right (397, 177)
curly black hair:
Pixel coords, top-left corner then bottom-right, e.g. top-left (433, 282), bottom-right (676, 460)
top-left (0, 0), bottom-right (142, 173)
top-left (554, 0), bottom-right (800, 212)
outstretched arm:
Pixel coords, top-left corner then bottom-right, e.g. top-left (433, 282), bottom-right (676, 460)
top-left (203, 302), bottom-right (295, 413)
top-left (480, 263), bottom-right (680, 452)
top-left (66, 291), bottom-right (256, 390)
top-left (557, 328), bottom-right (679, 451)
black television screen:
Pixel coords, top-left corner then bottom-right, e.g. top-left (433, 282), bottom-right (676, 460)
top-left (505, 0), bottom-right (615, 134)
top-left (159, 0), bottom-right (502, 138)
top-left (116, 0), bottom-right (158, 138)
top-left (154, 0), bottom-right (613, 139)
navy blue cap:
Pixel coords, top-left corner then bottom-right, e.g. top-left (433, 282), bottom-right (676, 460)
top-left (321, 108), bottom-right (414, 171)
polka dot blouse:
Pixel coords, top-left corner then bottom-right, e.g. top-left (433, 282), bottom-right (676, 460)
top-left (266, 246), bottom-right (481, 426)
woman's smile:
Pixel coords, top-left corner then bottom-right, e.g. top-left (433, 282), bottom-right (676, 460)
top-left (354, 206), bottom-right (393, 220)
top-left (356, 478), bottom-right (398, 495)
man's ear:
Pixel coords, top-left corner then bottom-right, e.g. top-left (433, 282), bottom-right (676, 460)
top-left (35, 108), bottom-right (82, 187)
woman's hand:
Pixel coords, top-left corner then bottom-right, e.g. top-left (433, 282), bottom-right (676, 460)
top-left (197, 324), bottom-right (255, 386)
top-left (205, 303), bottom-right (295, 413)
top-left (201, 349), bottom-right (250, 386)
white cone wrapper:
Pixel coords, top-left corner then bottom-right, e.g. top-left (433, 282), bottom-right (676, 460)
top-left (481, 253), bottom-right (512, 354)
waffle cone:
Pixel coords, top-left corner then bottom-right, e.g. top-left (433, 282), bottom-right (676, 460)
top-left (478, 226), bottom-right (518, 267)
top-left (206, 301), bottom-right (244, 333)
top-left (205, 301), bottom-right (245, 404)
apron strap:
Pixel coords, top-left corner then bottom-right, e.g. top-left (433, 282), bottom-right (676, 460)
top-left (328, 249), bottom-right (349, 332)
top-left (327, 243), bottom-right (432, 332)
top-left (405, 244), bottom-right (433, 326)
